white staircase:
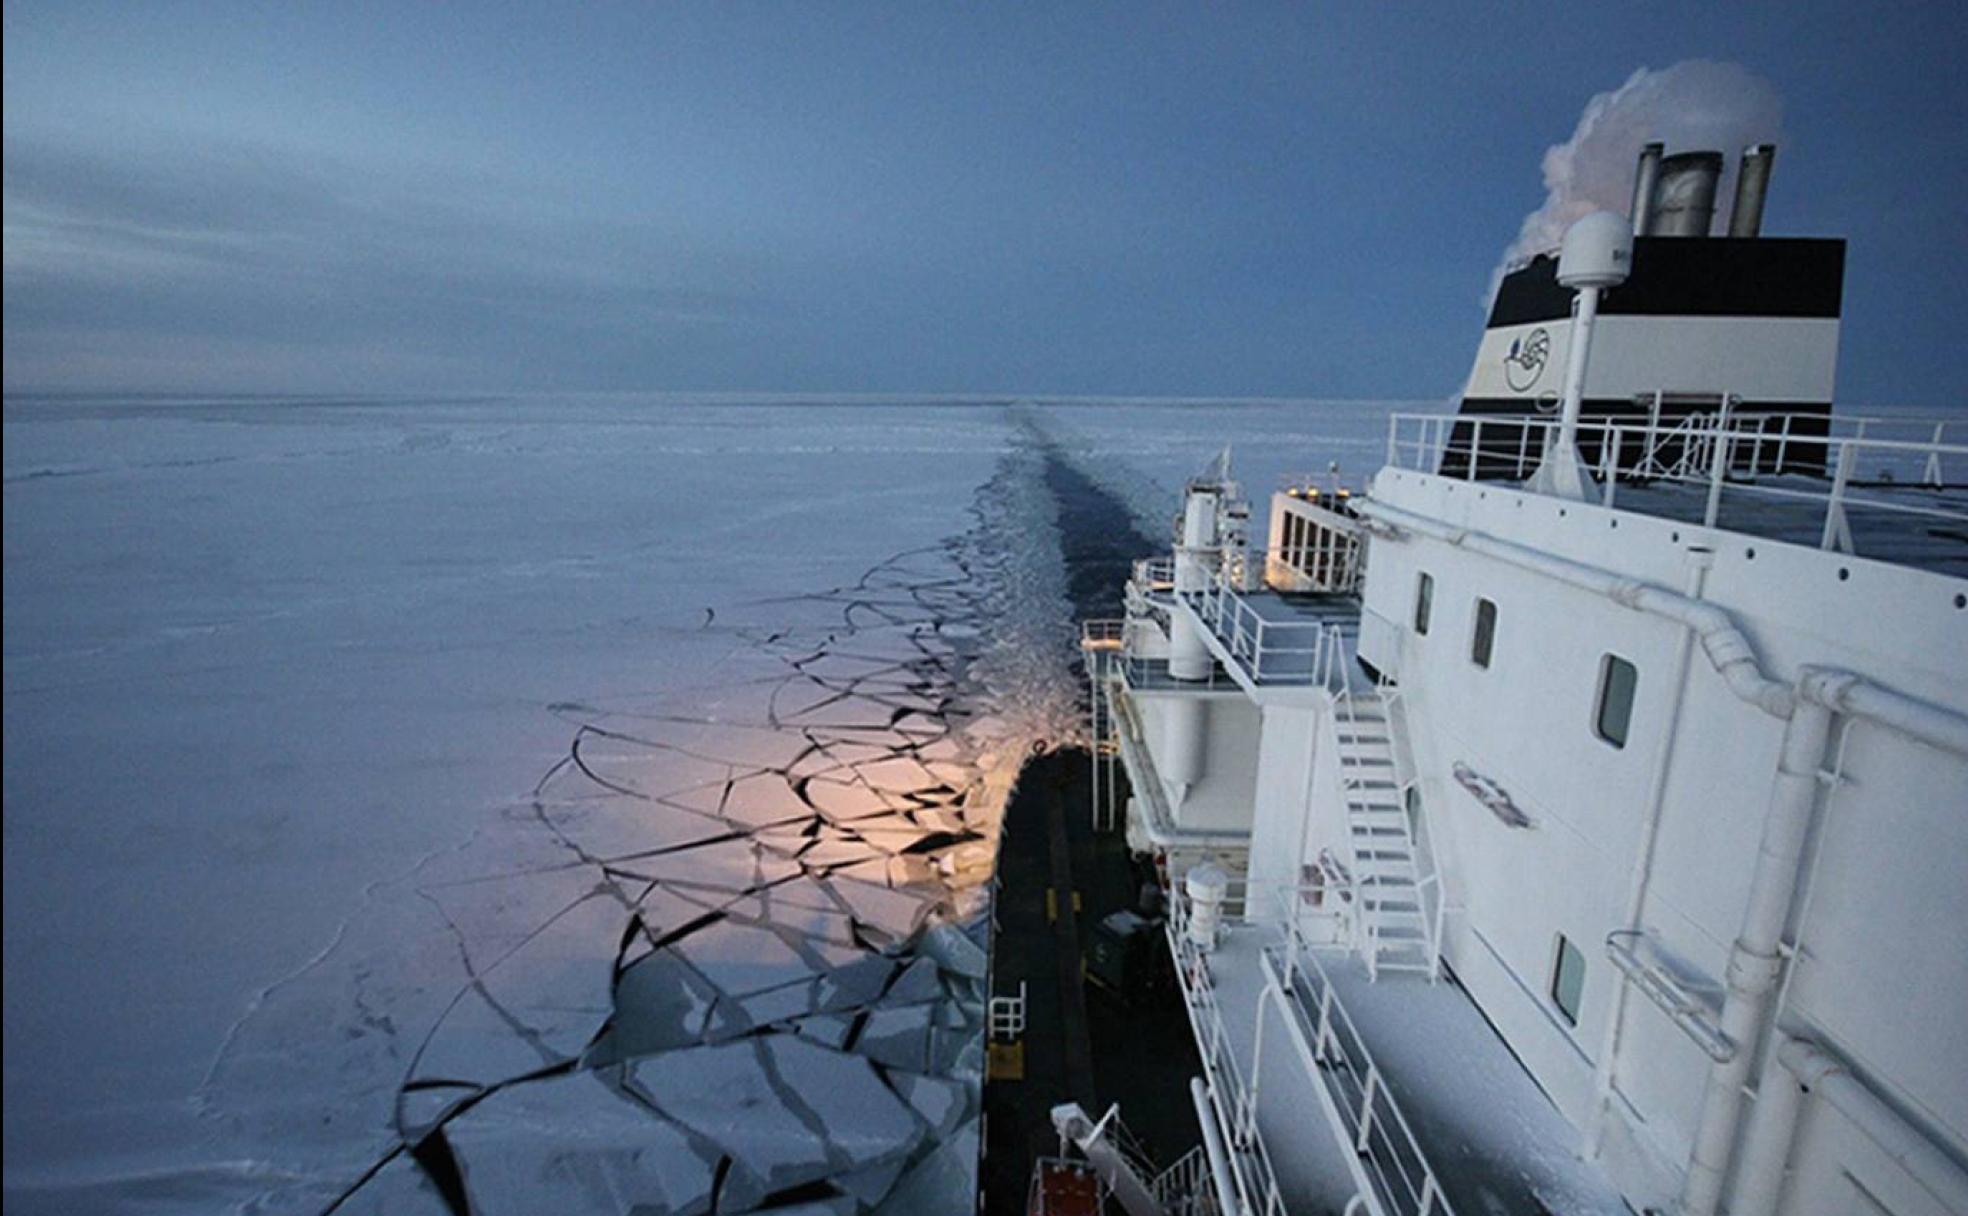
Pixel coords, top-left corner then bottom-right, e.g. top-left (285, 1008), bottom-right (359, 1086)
top-left (1333, 684), bottom-right (1442, 981)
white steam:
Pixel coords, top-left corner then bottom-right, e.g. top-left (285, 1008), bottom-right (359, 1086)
top-left (1488, 61), bottom-right (1784, 305)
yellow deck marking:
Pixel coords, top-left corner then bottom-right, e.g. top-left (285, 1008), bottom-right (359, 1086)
top-left (987, 1039), bottom-right (1025, 1081)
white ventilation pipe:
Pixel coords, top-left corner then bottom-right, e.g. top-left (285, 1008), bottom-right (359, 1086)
top-left (1162, 697), bottom-right (1208, 810)
top-left (1169, 487), bottom-right (1220, 681)
top-left (1354, 499), bottom-right (1792, 715)
top-left (1678, 695), bottom-right (1834, 1215)
top-left (1356, 498), bottom-right (1968, 749)
top-left (1185, 862), bottom-right (1230, 952)
top-left (1190, 1077), bottom-right (1247, 1216)
top-left (1732, 1036), bottom-right (1968, 1216)
top-left (1110, 690), bottom-right (1248, 849)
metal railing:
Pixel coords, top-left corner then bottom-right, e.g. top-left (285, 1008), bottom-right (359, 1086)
top-left (1166, 877), bottom-right (1453, 1216)
top-left (1081, 618), bottom-right (1126, 651)
top-left (1187, 578), bottom-right (1352, 685)
top-left (1028, 1157), bottom-right (1110, 1216)
top-left (989, 980), bottom-right (1028, 1040)
top-left (1266, 500), bottom-right (1366, 595)
top-left (1383, 408), bottom-right (1968, 557)
top-left (1385, 683), bottom-right (1446, 984)
top-left (1315, 612), bottom-right (1445, 980)
top-left (1167, 880), bottom-right (1290, 1216)
top-left (1153, 1145), bottom-right (1223, 1216)
top-left (1266, 889), bottom-right (1453, 1216)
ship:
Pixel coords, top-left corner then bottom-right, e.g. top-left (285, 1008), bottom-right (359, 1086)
top-left (983, 140), bottom-right (1968, 1214)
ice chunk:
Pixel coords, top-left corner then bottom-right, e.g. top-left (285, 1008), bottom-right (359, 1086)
top-left (791, 1011), bottom-right (856, 1050)
top-left (891, 1070), bottom-right (970, 1139)
top-left (411, 987), bottom-right (568, 1085)
top-left (447, 1070), bottom-right (716, 1216)
top-left (329, 1147), bottom-right (458, 1215)
top-left (824, 876), bottom-right (935, 944)
top-left (398, 1081), bottom-right (481, 1141)
top-left (854, 1003), bottom-right (935, 1071)
top-left (870, 1117), bottom-right (980, 1215)
top-left (738, 976), bottom-right (821, 1026)
top-left (671, 918), bottom-right (819, 998)
top-left (804, 777), bottom-right (902, 824)
top-left (882, 956), bottom-right (943, 1005)
top-left (596, 949), bottom-right (719, 1060)
top-left (837, 1156), bottom-right (910, 1208)
top-left (719, 771), bottom-right (817, 830)
top-left (624, 1042), bottom-right (832, 1200)
top-left (815, 954), bottom-right (896, 1013)
top-left (761, 1035), bottom-right (924, 1170)
top-left (918, 922), bottom-right (988, 980)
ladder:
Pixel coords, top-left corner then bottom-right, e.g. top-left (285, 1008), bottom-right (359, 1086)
top-left (1332, 685), bottom-right (1439, 981)
top-left (1081, 622), bottom-right (1125, 832)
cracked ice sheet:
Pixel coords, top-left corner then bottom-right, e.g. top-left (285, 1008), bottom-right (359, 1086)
top-left (11, 406), bottom-right (1112, 1214)
top-left (447, 1070), bottom-right (718, 1216)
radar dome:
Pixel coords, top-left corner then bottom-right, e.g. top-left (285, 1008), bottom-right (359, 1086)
top-left (1557, 210), bottom-right (1633, 289)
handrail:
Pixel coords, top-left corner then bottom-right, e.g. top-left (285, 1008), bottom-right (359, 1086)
top-left (1166, 882), bottom-right (1291, 1216)
top-left (1376, 681), bottom-right (1445, 983)
top-left (1268, 888), bottom-right (1453, 1216)
top-left (1380, 409), bottom-right (1966, 558)
top-left (1081, 618), bottom-right (1126, 650)
top-left (1187, 573), bottom-right (1338, 684)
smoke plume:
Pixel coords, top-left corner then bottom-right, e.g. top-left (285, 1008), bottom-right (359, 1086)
top-left (1487, 61), bottom-right (1784, 305)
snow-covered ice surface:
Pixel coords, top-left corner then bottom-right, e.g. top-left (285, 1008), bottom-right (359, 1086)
top-left (3, 395), bottom-right (1089, 1214)
top-left (4, 393), bottom-right (1403, 1214)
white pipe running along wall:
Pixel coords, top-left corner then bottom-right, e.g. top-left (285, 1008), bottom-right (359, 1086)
top-left (1169, 488), bottom-right (1220, 681)
top-left (1731, 1036), bottom-right (1968, 1216)
top-left (1111, 687), bottom-right (1248, 850)
top-left (1353, 497), bottom-right (1968, 1215)
top-left (1354, 500), bottom-right (1793, 716)
top-left (1162, 697), bottom-right (1208, 808)
top-left (1191, 1076), bottom-right (1248, 1216)
top-left (1678, 695), bottom-right (1834, 1215)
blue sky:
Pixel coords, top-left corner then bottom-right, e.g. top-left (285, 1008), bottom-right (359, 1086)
top-left (4, 2), bottom-right (1964, 402)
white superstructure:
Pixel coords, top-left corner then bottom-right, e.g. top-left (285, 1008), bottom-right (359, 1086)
top-left (1082, 143), bottom-right (1968, 1216)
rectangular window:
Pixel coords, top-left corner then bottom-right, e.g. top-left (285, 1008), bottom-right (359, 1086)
top-left (1596, 654), bottom-right (1638, 748)
top-left (1414, 572), bottom-right (1433, 636)
top-left (1471, 597), bottom-right (1497, 668)
top-left (1551, 935), bottom-right (1586, 1027)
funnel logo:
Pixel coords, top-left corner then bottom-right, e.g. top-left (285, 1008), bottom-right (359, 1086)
top-left (1503, 327), bottom-right (1551, 392)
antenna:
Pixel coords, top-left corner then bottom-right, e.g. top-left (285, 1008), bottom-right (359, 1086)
top-left (1526, 211), bottom-right (1631, 501)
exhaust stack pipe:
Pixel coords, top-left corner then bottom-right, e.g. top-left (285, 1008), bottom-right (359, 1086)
top-left (1729, 143), bottom-right (1777, 238)
top-left (1630, 142), bottom-right (1664, 236)
top-left (1651, 150), bottom-right (1724, 237)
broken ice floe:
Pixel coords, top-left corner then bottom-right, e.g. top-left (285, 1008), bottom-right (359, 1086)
top-left (200, 447), bottom-right (1083, 1214)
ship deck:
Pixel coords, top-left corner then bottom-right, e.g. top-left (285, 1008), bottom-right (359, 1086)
top-left (1610, 475), bottom-right (1968, 578)
top-left (1385, 409), bottom-right (1968, 579)
top-left (1175, 588), bottom-right (1369, 694)
top-left (1197, 920), bottom-right (1629, 1215)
